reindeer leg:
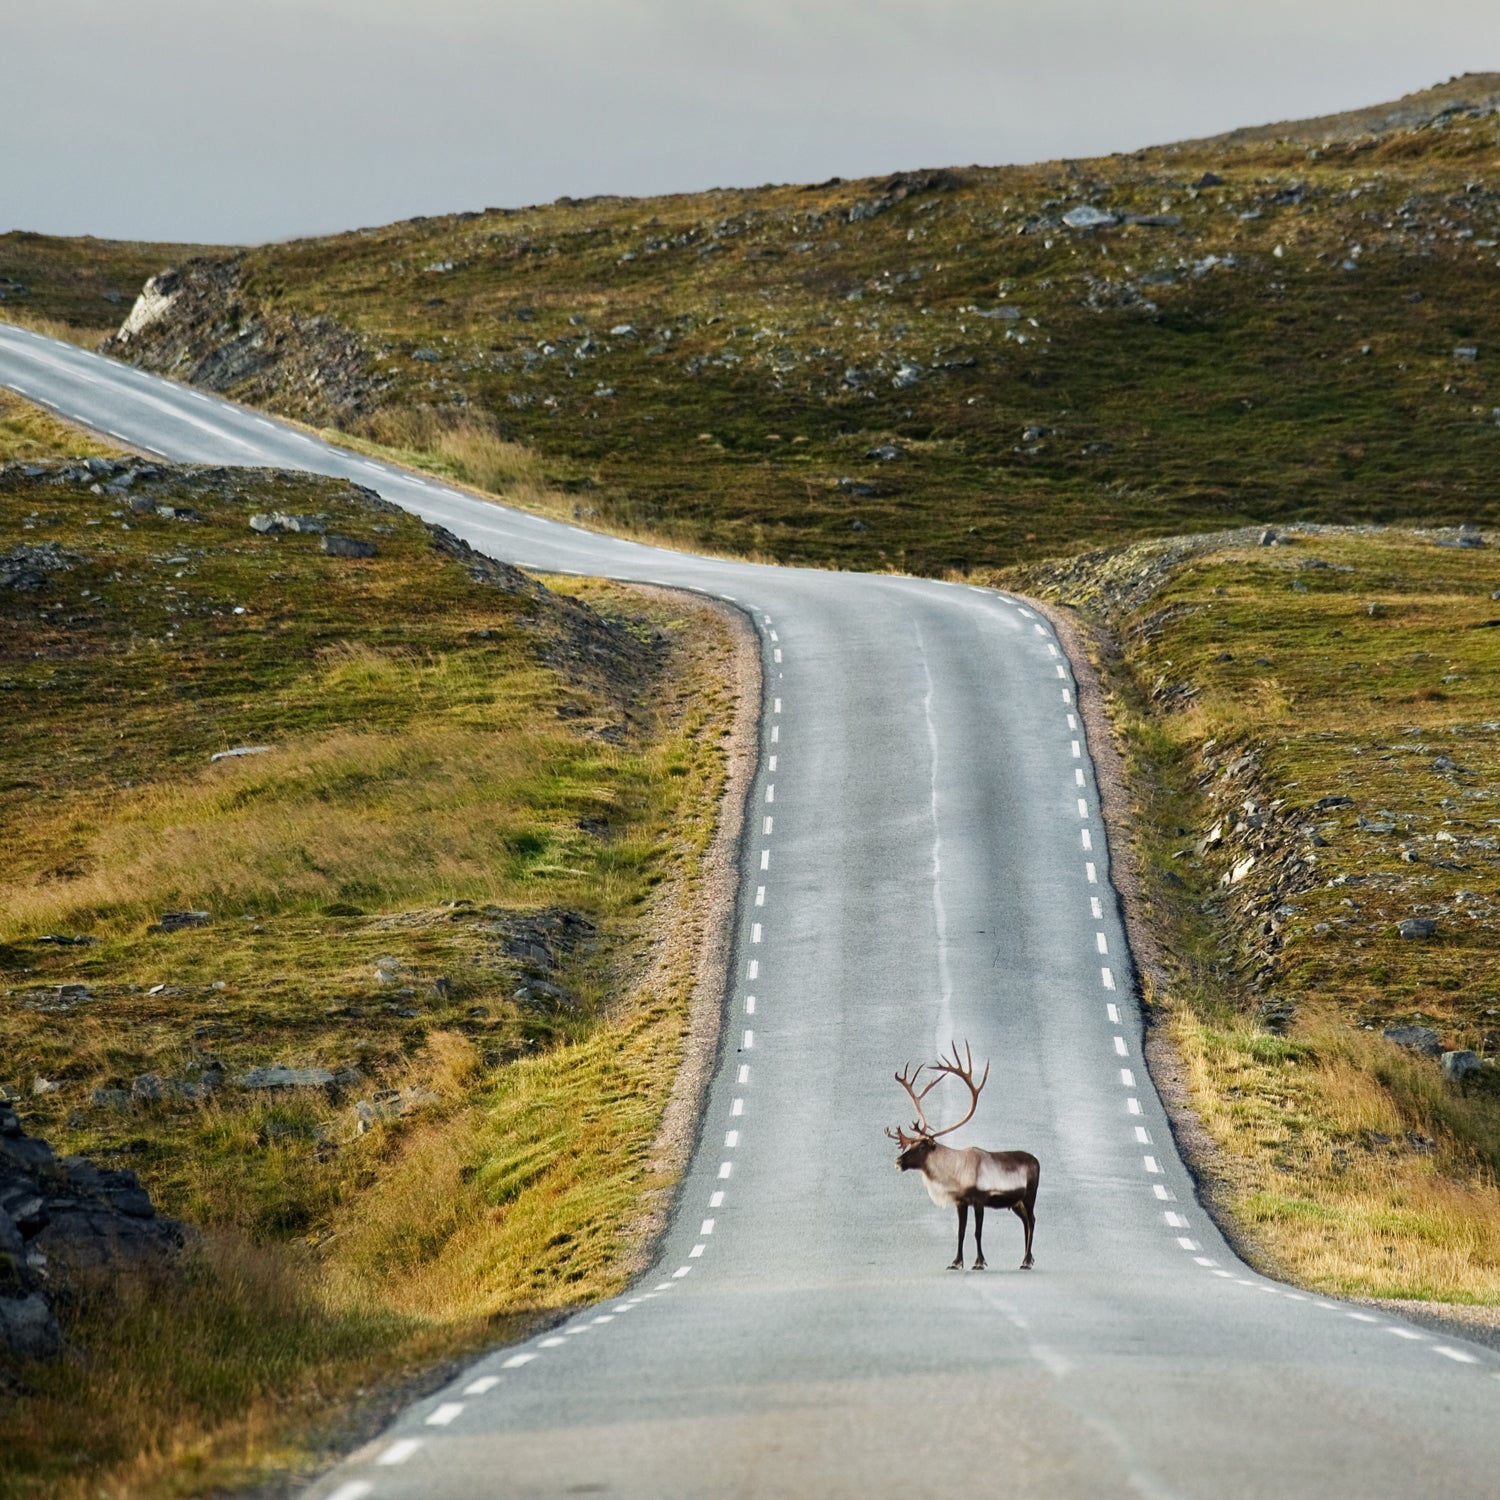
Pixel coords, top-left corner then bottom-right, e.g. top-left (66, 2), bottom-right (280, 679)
top-left (972, 1204), bottom-right (987, 1270)
top-left (948, 1203), bottom-right (967, 1270)
top-left (1015, 1200), bottom-right (1035, 1270)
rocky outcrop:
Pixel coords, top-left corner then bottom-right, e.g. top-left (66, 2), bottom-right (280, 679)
top-left (101, 259), bottom-right (390, 426)
top-left (0, 1100), bottom-right (186, 1362)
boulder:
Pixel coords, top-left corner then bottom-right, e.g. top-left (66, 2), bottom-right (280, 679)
top-left (1441, 1050), bottom-right (1483, 1083)
top-left (1384, 1025), bottom-right (1442, 1056)
top-left (0, 1102), bottom-right (184, 1359)
top-left (1397, 917), bottom-right (1437, 939)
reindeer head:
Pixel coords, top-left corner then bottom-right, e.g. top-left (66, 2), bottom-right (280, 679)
top-left (885, 1041), bottom-right (990, 1169)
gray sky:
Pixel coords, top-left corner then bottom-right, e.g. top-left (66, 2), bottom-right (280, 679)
top-left (5, 0), bottom-right (1498, 244)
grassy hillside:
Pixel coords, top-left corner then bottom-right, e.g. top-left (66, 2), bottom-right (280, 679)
top-left (0, 453), bottom-right (744, 1495)
top-left (1005, 528), bottom-right (1500, 1300)
top-left (5, 77), bottom-right (1500, 575)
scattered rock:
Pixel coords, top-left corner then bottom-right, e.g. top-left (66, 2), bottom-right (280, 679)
top-left (1384, 1025), bottom-right (1442, 1056)
top-left (210, 745), bottom-right (272, 762)
top-left (321, 535), bottom-right (379, 559)
top-left (353, 1087), bottom-right (440, 1133)
top-left (1062, 205), bottom-right (1118, 229)
top-left (1195, 171), bottom-right (1226, 188)
top-left (147, 911), bottom-right (211, 934)
top-left (865, 443), bottom-right (903, 462)
top-left (236, 1066), bottom-right (336, 1090)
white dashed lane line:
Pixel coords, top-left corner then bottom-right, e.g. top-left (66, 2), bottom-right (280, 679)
top-left (378, 1439), bottom-right (423, 1466)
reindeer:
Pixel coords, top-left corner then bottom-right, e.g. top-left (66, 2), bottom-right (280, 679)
top-left (886, 1042), bottom-right (1039, 1271)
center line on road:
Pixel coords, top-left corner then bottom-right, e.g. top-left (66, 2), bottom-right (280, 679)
top-left (379, 1438), bottom-right (423, 1465)
top-left (763, 817), bottom-right (773, 834)
top-left (1102, 967), bottom-right (1115, 990)
top-left (1082, 829), bottom-right (1093, 850)
top-left (1154, 1184), bottom-right (1174, 1200)
top-left (701, 1219), bottom-right (716, 1234)
top-left (1093, 897), bottom-right (1104, 918)
top-left (773, 648), bottom-right (782, 663)
top-left (1056, 664), bottom-right (1067, 678)
top-left (1433, 1346), bottom-right (1480, 1364)
top-left (731, 1098), bottom-right (744, 1115)
top-left (745, 996), bottom-right (755, 1013)
top-left (751, 923), bottom-right (762, 943)
top-left (1127, 1097), bottom-right (1142, 1114)
top-left (327, 1483), bottom-right (373, 1500)
top-left (743, 1028), bottom-right (754, 1049)
top-left (710, 1191), bottom-right (725, 1207)
top-left (769, 754), bottom-right (777, 771)
top-left (765, 785), bottom-right (774, 802)
top-left (1107, 1002), bottom-right (1120, 1022)
top-left (1075, 768), bottom-right (1085, 786)
top-left (719, 1163), bottom-right (733, 1179)
top-left (747, 960), bottom-right (758, 978)
top-left (1078, 798), bottom-right (1089, 817)
top-left (1067, 713), bottom-right (1077, 729)
top-left (771, 725), bottom-right (779, 743)
top-left (773, 698), bottom-right (781, 713)
top-left (1120, 1068), bottom-right (1136, 1087)
top-left (1071, 740), bottom-right (1081, 757)
top-left (689, 1244), bottom-right (706, 1258)
top-left (1096, 932), bottom-right (1109, 954)
top-left (760, 850), bottom-right (770, 870)
top-left (737, 1065), bottom-right (749, 1083)
top-left (502, 1353), bottom-right (536, 1369)
top-left (1143, 1156), bottom-right (1162, 1173)
top-left (1114, 1036), bottom-right (1128, 1056)
top-left (725, 1130), bottom-right (739, 1147)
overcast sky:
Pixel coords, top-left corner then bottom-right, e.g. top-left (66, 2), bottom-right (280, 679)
top-left (5, 0), bottom-right (1498, 244)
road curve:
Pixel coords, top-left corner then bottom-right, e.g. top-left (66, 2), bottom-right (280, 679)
top-left (3, 321), bottom-right (1497, 1499)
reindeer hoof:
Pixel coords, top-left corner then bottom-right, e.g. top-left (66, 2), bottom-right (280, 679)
top-left (946, 1258), bottom-right (963, 1271)
top-left (972, 1259), bottom-right (987, 1271)
top-left (1020, 1259), bottom-right (1034, 1270)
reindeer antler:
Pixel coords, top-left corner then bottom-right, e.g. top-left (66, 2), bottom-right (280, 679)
top-left (925, 1040), bottom-right (990, 1139)
top-left (889, 1059), bottom-right (944, 1142)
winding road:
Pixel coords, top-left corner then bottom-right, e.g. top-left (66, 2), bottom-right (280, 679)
top-left (3, 320), bottom-right (1497, 1499)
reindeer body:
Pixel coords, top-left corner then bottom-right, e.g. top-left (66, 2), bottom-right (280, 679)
top-left (887, 1044), bottom-right (1040, 1270)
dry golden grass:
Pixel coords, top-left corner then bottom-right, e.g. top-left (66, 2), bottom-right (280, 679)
top-left (0, 386), bottom-right (122, 461)
top-left (0, 462), bottom-right (743, 1496)
top-left (1169, 1004), bottom-right (1500, 1301)
top-left (1018, 528), bottom-right (1500, 1305)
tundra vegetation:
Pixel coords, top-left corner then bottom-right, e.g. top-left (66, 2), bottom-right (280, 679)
top-left (1003, 527), bottom-right (1500, 1302)
top-left (5, 80), bottom-right (1500, 575)
top-left (0, 429), bottom-right (741, 1496)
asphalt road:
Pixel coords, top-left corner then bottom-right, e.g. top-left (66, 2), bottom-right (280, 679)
top-left (3, 321), bottom-right (1497, 1499)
